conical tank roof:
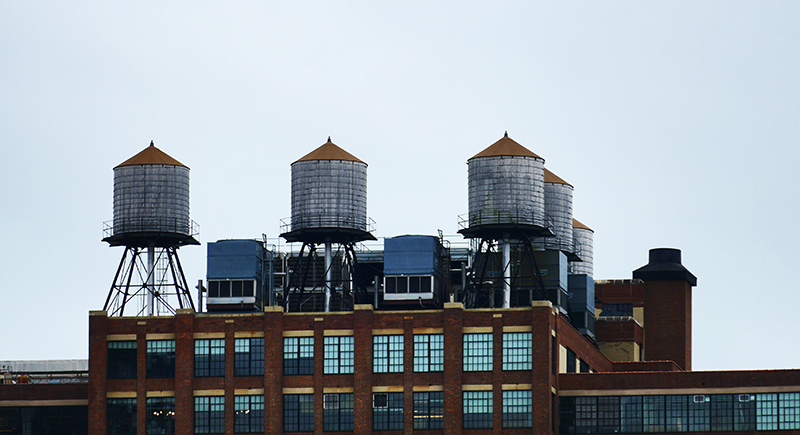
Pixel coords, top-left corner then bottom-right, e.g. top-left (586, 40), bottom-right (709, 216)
top-left (294, 137), bottom-right (365, 164)
top-left (544, 168), bottom-right (573, 187)
top-left (115, 141), bottom-right (187, 168)
top-left (573, 218), bottom-right (593, 232)
top-left (469, 132), bottom-right (543, 161)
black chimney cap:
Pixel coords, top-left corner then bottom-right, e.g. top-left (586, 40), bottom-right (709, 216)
top-left (632, 248), bottom-right (697, 286)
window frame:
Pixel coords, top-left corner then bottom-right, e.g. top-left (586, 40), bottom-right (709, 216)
top-left (234, 337), bottom-right (264, 377)
top-left (463, 333), bottom-right (493, 372)
top-left (463, 390), bottom-right (493, 429)
top-left (283, 394), bottom-right (314, 432)
top-left (323, 393), bottom-right (354, 432)
top-left (234, 395), bottom-right (264, 433)
top-left (146, 340), bottom-right (175, 379)
top-left (283, 336), bottom-right (314, 376)
top-left (194, 396), bottom-right (224, 434)
top-left (145, 397), bottom-right (175, 435)
top-left (413, 334), bottom-right (444, 372)
top-left (502, 332), bottom-right (532, 371)
top-left (195, 338), bottom-right (225, 377)
top-left (373, 335), bottom-right (404, 373)
top-left (323, 336), bottom-right (354, 375)
top-left (373, 392), bottom-right (403, 431)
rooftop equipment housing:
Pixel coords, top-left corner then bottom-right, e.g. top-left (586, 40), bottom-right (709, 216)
top-left (570, 219), bottom-right (594, 276)
top-left (102, 141), bottom-right (197, 317)
top-left (205, 239), bottom-right (273, 312)
top-left (382, 235), bottom-right (444, 308)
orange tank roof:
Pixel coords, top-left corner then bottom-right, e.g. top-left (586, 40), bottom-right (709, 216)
top-left (573, 218), bottom-right (593, 232)
top-left (544, 168), bottom-right (572, 187)
top-left (294, 137), bottom-right (365, 164)
top-left (469, 132), bottom-right (543, 161)
top-left (115, 141), bottom-right (187, 168)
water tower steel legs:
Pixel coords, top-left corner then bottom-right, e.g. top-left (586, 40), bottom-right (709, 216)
top-left (503, 240), bottom-right (511, 309)
top-left (325, 242), bottom-right (332, 312)
top-left (147, 244), bottom-right (155, 316)
top-left (104, 246), bottom-right (195, 317)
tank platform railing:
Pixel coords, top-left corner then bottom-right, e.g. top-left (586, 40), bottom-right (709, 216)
top-left (458, 210), bottom-right (555, 233)
top-left (280, 216), bottom-right (376, 234)
top-left (103, 218), bottom-right (199, 238)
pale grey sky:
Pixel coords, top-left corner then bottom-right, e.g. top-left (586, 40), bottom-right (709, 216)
top-left (2, 1), bottom-right (800, 370)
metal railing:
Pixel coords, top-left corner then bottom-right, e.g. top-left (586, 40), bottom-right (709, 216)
top-left (103, 218), bottom-right (199, 238)
top-left (458, 210), bottom-right (553, 232)
top-left (280, 216), bottom-right (376, 234)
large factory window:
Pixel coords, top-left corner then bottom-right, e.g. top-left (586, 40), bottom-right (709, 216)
top-left (413, 334), bottom-right (444, 372)
top-left (283, 336), bottom-right (314, 375)
top-left (502, 332), bottom-right (532, 371)
top-left (324, 336), bottom-right (354, 374)
top-left (502, 390), bottom-right (532, 428)
top-left (108, 398), bottom-right (137, 435)
top-left (373, 392), bottom-right (403, 430)
top-left (779, 393), bottom-right (800, 429)
top-left (235, 338), bottom-right (264, 376)
top-left (560, 392), bottom-right (800, 433)
top-left (146, 397), bottom-right (175, 434)
top-left (463, 333), bottom-right (493, 372)
top-left (373, 335), bottom-right (403, 373)
top-left (195, 339), bottom-right (225, 377)
top-left (283, 394), bottom-right (314, 432)
top-left (108, 340), bottom-right (137, 379)
top-left (146, 340), bottom-right (175, 379)
top-left (323, 393), bottom-right (354, 431)
top-left (413, 391), bottom-right (444, 430)
top-left (194, 396), bottom-right (224, 434)
top-left (463, 391), bottom-right (493, 429)
top-left (234, 395), bottom-right (264, 433)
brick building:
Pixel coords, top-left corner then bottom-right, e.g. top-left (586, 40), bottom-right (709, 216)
top-left (83, 248), bottom-right (800, 434)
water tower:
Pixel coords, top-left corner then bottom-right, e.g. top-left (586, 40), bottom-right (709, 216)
top-left (459, 132), bottom-right (554, 309)
top-left (102, 141), bottom-right (198, 316)
top-left (280, 138), bottom-right (375, 312)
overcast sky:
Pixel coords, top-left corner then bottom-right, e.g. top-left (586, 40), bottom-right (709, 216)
top-left (2, 2), bottom-right (800, 371)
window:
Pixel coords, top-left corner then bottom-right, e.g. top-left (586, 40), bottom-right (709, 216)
top-left (413, 334), bottom-right (443, 372)
top-left (620, 396), bottom-right (643, 433)
top-left (502, 332), bottom-right (531, 371)
top-left (146, 340), bottom-right (175, 379)
top-left (146, 397), bottom-right (175, 435)
top-left (324, 336), bottom-right (354, 374)
top-left (735, 394), bottom-right (756, 430)
top-left (108, 341), bottom-right (137, 379)
top-left (373, 335), bottom-right (403, 373)
top-left (464, 390), bottom-right (493, 429)
top-left (208, 279), bottom-right (256, 298)
top-left (688, 395), bottom-right (710, 431)
top-left (107, 398), bottom-right (136, 435)
top-left (283, 394), bottom-right (314, 432)
top-left (665, 395), bottom-right (687, 432)
top-left (780, 392), bottom-right (800, 429)
top-left (710, 394), bottom-right (733, 431)
top-left (463, 333), bottom-right (492, 372)
top-left (413, 391), bottom-right (443, 430)
top-left (757, 393), bottom-right (778, 430)
top-left (502, 390), bottom-right (532, 428)
top-left (235, 395), bottom-right (264, 433)
top-left (601, 302), bottom-right (634, 317)
top-left (566, 348), bottom-right (577, 373)
top-left (235, 338), bottom-right (264, 376)
top-left (323, 393), bottom-right (354, 431)
top-left (575, 396), bottom-right (597, 432)
top-left (598, 396), bottom-right (621, 432)
top-left (373, 392), bottom-right (403, 430)
top-left (643, 395), bottom-right (665, 432)
top-left (194, 396), bottom-right (224, 434)
top-left (195, 339), bottom-right (225, 377)
top-left (284, 336), bottom-right (314, 375)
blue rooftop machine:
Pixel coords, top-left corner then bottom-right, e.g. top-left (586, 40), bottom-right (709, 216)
top-left (382, 235), bottom-right (445, 308)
